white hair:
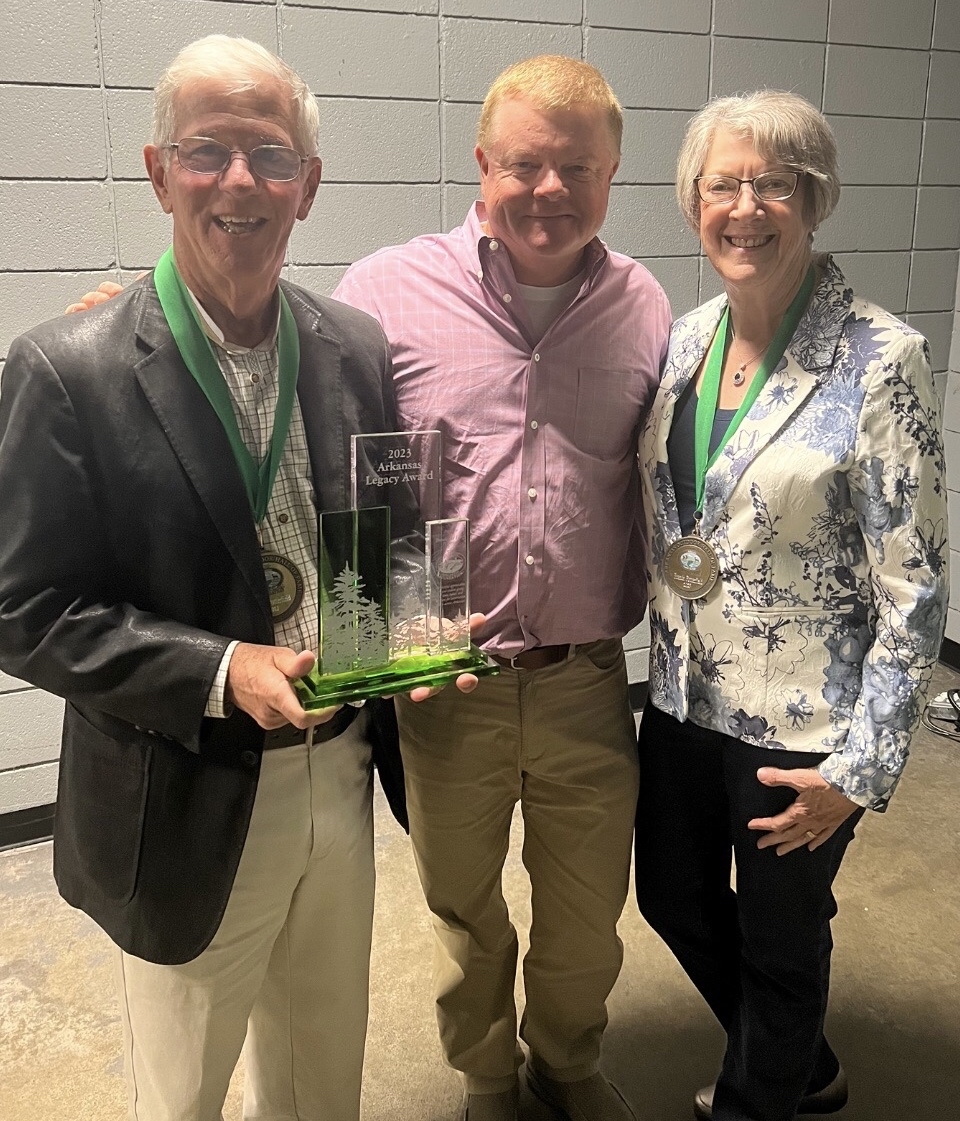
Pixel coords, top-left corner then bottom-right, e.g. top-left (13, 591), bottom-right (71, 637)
top-left (152, 35), bottom-right (319, 156)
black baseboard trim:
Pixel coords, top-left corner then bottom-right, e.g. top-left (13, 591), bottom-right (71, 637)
top-left (0, 802), bottom-right (55, 851)
top-left (629, 680), bottom-right (648, 712)
top-left (939, 638), bottom-right (960, 674)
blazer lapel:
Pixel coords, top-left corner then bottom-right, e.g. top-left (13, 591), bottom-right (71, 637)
top-left (132, 283), bottom-right (271, 623)
top-left (642, 298), bottom-right (723, 543)
top-left (700, 256), bottom-right (854, 535)
top-left (281, 283), bottom-right (351, 515)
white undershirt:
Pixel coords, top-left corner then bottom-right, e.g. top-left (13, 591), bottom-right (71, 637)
top-left (188, 286), bottom-right (280, 352)
top-left (515, 271), bottom-right (586, 340)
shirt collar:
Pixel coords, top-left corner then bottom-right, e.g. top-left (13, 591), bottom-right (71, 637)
top-left (464, 200), bottom-right (609, 286)
top-left (183, 285), bottom-right (281, 355)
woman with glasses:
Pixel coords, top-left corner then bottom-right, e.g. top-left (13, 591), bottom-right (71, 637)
top-left (635, 90), bottom-right (948, 1121)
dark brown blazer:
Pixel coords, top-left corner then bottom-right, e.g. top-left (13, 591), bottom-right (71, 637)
top-left (0, 277), bottom-right (406, 964)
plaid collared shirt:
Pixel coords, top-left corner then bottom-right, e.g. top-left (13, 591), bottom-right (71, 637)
top-left (191, 296), bottom-right (319, 714)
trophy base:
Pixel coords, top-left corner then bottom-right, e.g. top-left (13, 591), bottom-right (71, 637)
top-left (294, 644), bottom-right (499, 708)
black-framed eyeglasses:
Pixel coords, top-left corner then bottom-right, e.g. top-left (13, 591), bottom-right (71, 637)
top-left (695, 170), bottom-right (801, 205)
top-left (166, 136), bottom-right (308, 182)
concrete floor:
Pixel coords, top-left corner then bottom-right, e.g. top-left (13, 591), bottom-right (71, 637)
top-left (2, 668), bottom-right (960, 1120)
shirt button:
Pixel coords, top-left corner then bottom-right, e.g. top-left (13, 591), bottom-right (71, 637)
top-left (530, 420), bottom-right (539, 430)
top-left (489, 240), bottom-right (499, 250)
top-left (527, 488), bottom-right (537, 499)
top-left (525, 555), bottom-right (534, 566)
top-left (503, 293), bottom-right (512, 303)
top-left (533, 353), bottom-right (540, 362)
top-left (250, 372), bottom-right (260, 383)
top-left (278, 513), bottom-right (289, 524)
top-left (476, 271), bottom-right (483, 281)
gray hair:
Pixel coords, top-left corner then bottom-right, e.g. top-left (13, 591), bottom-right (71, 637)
top-left (152, 35), bottom-right (320, 156)
top-left (676, 90), bottom-right (840, 232)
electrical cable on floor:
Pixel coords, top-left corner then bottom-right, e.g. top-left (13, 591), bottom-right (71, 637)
top-left (921, 689), bottom-right (960, 740)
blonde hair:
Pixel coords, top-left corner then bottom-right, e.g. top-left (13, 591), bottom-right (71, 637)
top-left (676, 90), bottom-right (840, 231)
top-left (152, 35), bottom-right (319, 156)
top-left (477, 55), bottom-right (622, 155)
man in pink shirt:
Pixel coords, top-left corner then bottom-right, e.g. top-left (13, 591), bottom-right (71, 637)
top-left (335, 57), bottom-right (670, 1121)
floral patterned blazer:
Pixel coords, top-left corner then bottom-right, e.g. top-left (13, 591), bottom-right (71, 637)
top-left (640, 255), bottom-right (948, 811)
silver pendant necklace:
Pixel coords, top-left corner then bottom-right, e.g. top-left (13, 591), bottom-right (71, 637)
top-left (730, 340), bottom-right (767, 386)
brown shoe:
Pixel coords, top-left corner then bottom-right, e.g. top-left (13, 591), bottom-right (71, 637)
top-left (693, 1067), bottom-right (848, 1119)
top-left (526, 1068), bottom-right (636, 1121)
top-left (463, 1085), bottom-right (520, 1121)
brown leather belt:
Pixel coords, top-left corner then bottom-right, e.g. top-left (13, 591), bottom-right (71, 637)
top-left (490, 644), bottom-right (573, 671)
top-left (263, 705), bottom-right (358, 750)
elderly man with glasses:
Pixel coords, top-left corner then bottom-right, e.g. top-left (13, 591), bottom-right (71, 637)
top-left (0, 34), bottom-right (452, 1121)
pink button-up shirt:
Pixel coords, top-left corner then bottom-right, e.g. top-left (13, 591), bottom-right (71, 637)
top-left (334, 203), bottom-right (670, 656)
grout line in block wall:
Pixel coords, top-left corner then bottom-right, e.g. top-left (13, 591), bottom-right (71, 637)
top-left (93, 0), bottom-right (123, 283)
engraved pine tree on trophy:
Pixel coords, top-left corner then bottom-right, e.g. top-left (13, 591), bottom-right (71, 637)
top-left (390, 590), bottom-right (427, 659)
top-left (320, 564), bottom-right (389, 673)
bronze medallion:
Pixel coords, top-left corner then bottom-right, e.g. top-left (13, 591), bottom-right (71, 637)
top-left (262, 552), bottom-right (304, 622)
top-left (662, 535), bottom-right (720, 600)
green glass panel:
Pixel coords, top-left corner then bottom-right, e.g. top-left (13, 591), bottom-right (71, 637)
top-left (294, 643), bottom-right (498, 708)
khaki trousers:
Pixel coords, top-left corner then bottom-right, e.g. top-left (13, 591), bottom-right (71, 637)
top-left (116, 718), bottom-right (375, 1121)
top-left (396, 640), bottom-right (639, 1094)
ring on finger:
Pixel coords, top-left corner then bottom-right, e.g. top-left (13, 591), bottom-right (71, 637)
top-left (804, 829), bottom-right (817, 841)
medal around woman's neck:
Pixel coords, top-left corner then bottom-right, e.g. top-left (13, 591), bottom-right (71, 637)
top-left (663, 527), bottom-right (720, 599)
top-left (662, 265), bottom-right (816, 601)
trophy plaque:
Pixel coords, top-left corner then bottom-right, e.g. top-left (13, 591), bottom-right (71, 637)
top-left (294, 430), bottom-right (497, 707)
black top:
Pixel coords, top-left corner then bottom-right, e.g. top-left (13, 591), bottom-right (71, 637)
top-left (667, 377), bottom-right (736, 536)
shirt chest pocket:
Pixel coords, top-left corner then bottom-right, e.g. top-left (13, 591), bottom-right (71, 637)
top-left (572, 367), bottom-right (643, 459)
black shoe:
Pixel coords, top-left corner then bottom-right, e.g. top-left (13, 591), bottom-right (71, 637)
top-left (693, 1068), bottom-right (848, 1119)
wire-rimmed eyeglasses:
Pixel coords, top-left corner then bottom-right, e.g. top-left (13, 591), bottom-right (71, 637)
top-left (695, 171), bottom-right (801, 205)
top-left (165, 136), bottom-right (308, 182)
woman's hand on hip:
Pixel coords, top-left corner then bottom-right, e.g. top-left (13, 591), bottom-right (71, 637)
top-left (748, 767), bottom-right (859, 855)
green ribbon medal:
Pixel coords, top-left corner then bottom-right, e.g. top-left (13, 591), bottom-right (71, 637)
top-left (663, 264), bottom-right (816, 600)
top-left (153, 247), bottom-right (305, 621)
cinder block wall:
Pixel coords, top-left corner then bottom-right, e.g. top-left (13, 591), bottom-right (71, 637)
top-left (1, 0), bottom-right (959, 817)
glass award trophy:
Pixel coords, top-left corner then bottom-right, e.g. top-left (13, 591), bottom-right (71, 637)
top-left (294, 429), bottom-right (498, 707)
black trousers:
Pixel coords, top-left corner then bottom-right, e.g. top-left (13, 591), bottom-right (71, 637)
top-left (635, 704), bottom-right (865, 1121)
